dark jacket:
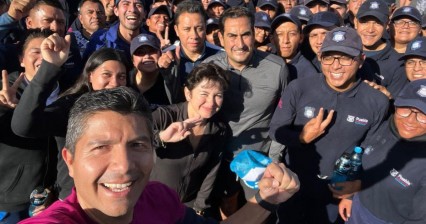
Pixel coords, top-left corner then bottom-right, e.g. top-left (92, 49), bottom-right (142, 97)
top-left (0, 70), bottom-right (56, 212)
top-left (11, 61), bottom-right (81, 200)
top-left (150, 102), bottom-right (231, 211)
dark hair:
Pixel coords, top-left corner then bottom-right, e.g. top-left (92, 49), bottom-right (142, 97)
top-left (18, 29), bottom-right (54, 55)
top-left (219, 6), bottom-right (254, 34)
top-left (65, 87), bottom-right (153, 154)
top-left (174, 0), bottom-right (207, 25)
top-left (61, 48), bottom-right (132, 97)
top-left (31, 0), bottom-right (64, 12)
top-left (185, 62), bottom-right (229, 91)
top-left (77, 0), bottom-right (104, 13)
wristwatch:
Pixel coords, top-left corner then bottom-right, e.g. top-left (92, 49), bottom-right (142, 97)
top-left (255, 191), bottom-right (279, 212)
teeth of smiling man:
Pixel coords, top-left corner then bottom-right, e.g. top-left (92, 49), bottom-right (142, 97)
top-left (103, 182), bottom-right (132, 192)
top-left (127, 16), bottom-right (137, 20)
top-left (331, 73), bottom-right (343, 78)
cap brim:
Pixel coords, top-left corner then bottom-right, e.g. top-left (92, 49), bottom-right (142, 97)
top-left (255, 21), bottom-right (271, 29)
top-left (391, 14), bottom-right (421, 23)
top-left (272, 15), bottom-right (301, 31)
top-left (399, 53), bottom-right (426, 60)
top-left (321, 46), bottom-right (361, 57)
top-left (258, 2), bottom-right (277, 9)
top-left (357, 12), bottom-right (388, 24)
top-left (131, 43), bottom-right (160, 55)
top-left (394, 98), bottom-right (426, 114)
top-left (303, 22), bottom-right (336, 33)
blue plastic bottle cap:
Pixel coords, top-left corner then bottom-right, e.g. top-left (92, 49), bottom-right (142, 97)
top-left (354, 146), bottom-right (362, 153)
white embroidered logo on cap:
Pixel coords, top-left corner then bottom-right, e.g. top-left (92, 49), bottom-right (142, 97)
top-left (417, 85), bottom-right (426, 97)
top-left (402, 7), bottom-right (411, 13)
top-left (300, 9), bottom-right (307, 15)
top-left (411, 40), bottom-right (422, 51)
top-left (332, 31), bottom-right (345, 42)
top-left (370, 2), bottom-right (379, 9)
top-left (262, 15), bottom-right (268, 21)
top-left (139, 35), bottom-right (148, 42)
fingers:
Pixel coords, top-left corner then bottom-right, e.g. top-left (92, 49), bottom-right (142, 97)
top-left (2, 70), bottom-right (9, 91)
top-left (11, 72), bottom-right (25, 90)
top-left (338, 204), bottom-right (347, 221)
top-left (164, 25), bottom-right (169, 41)
top-left (158, 51), bottom-right (174, 68)
top-left (262, 163), bottom-right (300, 193)
top-left (320, 109), bottom-right (334, 130)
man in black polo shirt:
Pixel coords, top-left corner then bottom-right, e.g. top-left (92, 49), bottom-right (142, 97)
top-left (269, 26), bottom-right (389, 224)
top-left (355, 0), bottom-right (408, 98)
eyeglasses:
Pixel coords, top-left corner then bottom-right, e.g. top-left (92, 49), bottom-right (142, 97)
top-left (395, 107), bottom-right (426, 124)
top-left (405, 60), bottom-right (426, 68)
top-left (321, 55), bottom-right (356, 66)
top-left (393, 20), bottom-right (420, 28)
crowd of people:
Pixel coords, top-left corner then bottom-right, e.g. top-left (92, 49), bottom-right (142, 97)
top-left (0, 0), bottom-right (425, 223)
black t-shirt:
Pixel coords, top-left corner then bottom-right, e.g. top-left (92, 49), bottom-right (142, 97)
top-left (144, 75), bottom-right (171, 106)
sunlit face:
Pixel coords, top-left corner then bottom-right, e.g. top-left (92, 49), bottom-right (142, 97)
top-left (89, 60), bottom-right (127, 90)
top-left (219, 16), bottom-right (255, 70)
top-left (63, 111), bottom-right (153, 224)
top-left (185, 79), bottom-right (224, 119)
top-left (254, 26), bottom-right (270, 44)
top-left (114, 0), bottom-right (145, 31)
top-left (273, 21), bottom-right (302, 60)
top-left (355, 16), bottom-right (386, 49)
top-left (348, 0), bottom-right (364, 15)
top-left (174, 12), bottom-right (206, 55)
top-left (201, 0), bottom-right (210, 10)
top-left (394, 107), bottom-right (426, 139)
top-left (256, 5), bottom-right (277, 19)
top-left (330, 3), bottom-right (347, 19)
top-left (146, 11), bottom-right (169, 33)
top-left (308, 27), bottom-right (329, 54)
top-left (132, 46), bottom-right (161, 73)
top-left (79, 1), bottom-right (106, 36)
top-left (390, 18), bottom-right (421, 45)
top-left (20, 37), bottom-right (44, 81)
top-left (320, 51), bottom-right (363, 92)
top-left (26, 5), bottom-right (66, 36)
top-left (405, 57), bottom-right (426, 81)
top-left (307, 2), bottom-right (328, 14)
top-left (208, 4), bottom-right (225, 19)
top-left (278, 0), bottom-right (297, 13)
top-left (101, 0), bottom-right (115, 17)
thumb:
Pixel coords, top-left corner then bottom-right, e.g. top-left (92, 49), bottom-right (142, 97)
top-left (64, 34), bottom-right (72, 50)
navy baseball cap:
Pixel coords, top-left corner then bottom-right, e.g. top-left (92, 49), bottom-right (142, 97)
top-left (208, 0), bottom-right (227, 8)
top-left (400, 37), bottom-right (426, 60)
top-left (148, 5), bottom-right (172, 18)
top-left (356, 0), bottom-right (389, 25)
top-left (271, 13), bottom-right (302, 32)
top-left (320, 27), bottom-right (363, 57)
top-left (254, 12), bottom-right (272, 29)
top-left (394, 79), bottom-right (426, 114)
top-left (304, 0), bottom-right (330, 6)
top-left (257, 0), bottom-right (278, 9)
top-left (330, 0), bottom-right (347, 4)
top-left (390, 6), bottom-right (422, 23)
top-left (290, 5), bottom-right (313, 23)
top-left (303, 11), bottom-right (341, 34)
top-left (130, 34), bottom-right (161, 55)
top-left (423, 14), bottom-right (426, 29)
top-left (206, 17), bottom-right (219, 28)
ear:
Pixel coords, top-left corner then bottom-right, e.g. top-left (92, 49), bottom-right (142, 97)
top-left (114, 5), bottom-right (119, 17)
top-left (25, 16), bottom-right (32, 29)
top-left (174, 24), bottom-right (179, 38)
top-left (218, 31), bottom-right (224, 47)
top-left (146, 18), bottom-right (152, 27)
top-left (299, 33), bottom-right (304, 44)
top-left (184, 86), bottom-right (191, 101)
top-left (62, 148), bottom-right (75, 178)
top-left (19, 55), bottom-right (24, 68)
top-left (78, 14), bottom-right (83, 22)
top-left (88, 72), bottom-right (93, 83)
top-left (358, 53), bottom-right (366, 69)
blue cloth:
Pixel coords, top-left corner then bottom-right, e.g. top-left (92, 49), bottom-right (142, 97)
top-left (230, 150), bottom-right (272, 189)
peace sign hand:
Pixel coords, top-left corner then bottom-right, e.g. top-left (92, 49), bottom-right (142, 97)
top-left (0, 70), bottom-right (25, 108)
top-left (156, 24), bottom-right (170, 49)
top-left (299, 107), bottom-right (334, 144)
top-left (158, 116), bottom-right (203, 143)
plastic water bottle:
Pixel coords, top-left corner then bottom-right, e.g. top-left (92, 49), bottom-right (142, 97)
top-left (348, 146), bottom-right (363, 180)
top-left (28, 187), bottom-right (48, 217)
top-left (330, 152), bottom-right (352, 189)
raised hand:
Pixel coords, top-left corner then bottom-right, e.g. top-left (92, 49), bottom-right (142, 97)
top-left (159, 116), bottom-right (203, 143)
top-left (299, 107), bottom-right (334, 144)
top-left (0, 70), bottom-right (24, 108)
top-left (40, 33), bottom-right (71, 67)
top-left (156, 24), bottom-right (171, 49)
top-left (7, 0), bottom-right (36, 20)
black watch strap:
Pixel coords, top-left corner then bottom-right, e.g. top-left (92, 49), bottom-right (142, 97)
top-left (255, 191), bottom-right (279, 212)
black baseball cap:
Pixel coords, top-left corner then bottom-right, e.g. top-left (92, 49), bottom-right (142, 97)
top-left (330, 0), bottom-right (347, 4)
top-left (206, 17), bottom-right (219, 27)
top-left (320, 26), bottom-right (363, 57)
top-left (130, 34), bottom-right (161, 55)
top-left (148, 5), bottom-right (172, 18)
top-left (356, 0), bottom-right (389, 25)
top-left (208, 0), bottom-right (227, 8)
top-left (289, 5), bottom-right (313, 23)
top-left (304, 0), bottom-right (330, 6)
top-left (255, 12), bottom-right (272, 29)
top-left (271, 13), bottom-right (301, 32)
top-left (390, 6), bottom-right (422, 23)
top-left (394, 79), bottom-right (426, 114)
top-left (303, 11), bottom-right (341, 34)
top-left (257, 0), bottom-right (278, 10)
top-left (400, 37), bottom-right (426, 60)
